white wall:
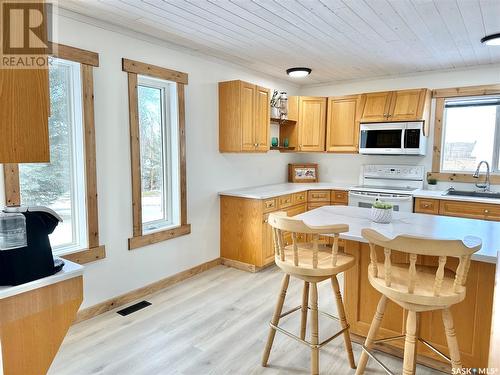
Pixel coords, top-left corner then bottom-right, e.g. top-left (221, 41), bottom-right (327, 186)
top-left (300, 65), bottom-right (500, 187)
top-left (0, 13), bottom-right (302, 308)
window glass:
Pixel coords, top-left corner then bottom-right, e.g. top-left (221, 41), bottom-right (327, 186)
top-left (137, 76), bottom-right (180, 233)
top-left (19, 58), bottom-right (87, 254)
top-left (441, 98), bottom-right (500, 173)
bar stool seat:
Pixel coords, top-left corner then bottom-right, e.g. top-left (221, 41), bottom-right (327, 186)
top-left (277, 244), bottom-right (355, 280)
top-left (369, 263), bottom-right (465, 309)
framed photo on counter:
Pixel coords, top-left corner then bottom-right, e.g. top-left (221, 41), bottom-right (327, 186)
top-left (288, 163), bottom-right (319, 183)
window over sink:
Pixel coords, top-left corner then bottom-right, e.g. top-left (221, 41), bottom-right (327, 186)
top-left (441, 96), bottom-right (500, 174)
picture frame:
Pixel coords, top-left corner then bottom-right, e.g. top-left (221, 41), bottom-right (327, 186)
top-left (288, 163), bottom-right (319, 183)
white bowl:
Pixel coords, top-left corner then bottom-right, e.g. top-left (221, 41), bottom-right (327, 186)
top-left (371, 207), bottom-right (392, 224)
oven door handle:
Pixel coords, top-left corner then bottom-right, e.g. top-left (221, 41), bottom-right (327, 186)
top-left (349, 192), bottom-right (413, 201)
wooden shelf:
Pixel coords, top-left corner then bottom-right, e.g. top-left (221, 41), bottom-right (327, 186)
top-left (270, 146), bottom-right (296, 151)
top-left (270, 118), bottom-right (297, 126)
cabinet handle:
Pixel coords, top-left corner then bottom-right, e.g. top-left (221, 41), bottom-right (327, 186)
top-left (423, 204), bottom-right (429, 208)
top-left (485, 209), bottom-right (489, 214)
top-left (387, 114), bottom-right (392, 117)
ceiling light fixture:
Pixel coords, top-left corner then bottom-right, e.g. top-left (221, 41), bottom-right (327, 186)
top-left (286, 67), bottom-right (312, 78)
top-left (481, 33), bottom-right (500, 46)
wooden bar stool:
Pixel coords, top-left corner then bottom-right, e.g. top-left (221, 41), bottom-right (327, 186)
top-left (356, 229), bottom-right (482, 375)
top-left (262, 211), bottom-right (357, 375)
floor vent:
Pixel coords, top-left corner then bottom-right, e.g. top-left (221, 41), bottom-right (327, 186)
top-left (116, 301), bottom-right (152, 316)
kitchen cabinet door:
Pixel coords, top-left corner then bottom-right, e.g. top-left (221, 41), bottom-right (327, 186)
top-left (359, 91), bottom-right (392, 123)
top-left (240, 81), bottom-right (256, 151)
top-left (326, 95), bottom-right (361, 153)
top-left (254, 85), bottom-right (270, 151)
top-left (388, 89), bottom-right (428, 121)
top-left (298, 97), bottom-right (326, 152)
top-left (0, 69), bottom-right (50, 162)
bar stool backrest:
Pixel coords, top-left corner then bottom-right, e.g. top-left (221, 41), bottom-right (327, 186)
top-left (361, 228), bottom-right (482, 296)
top-left (268, 212), bottom-right (349, 270)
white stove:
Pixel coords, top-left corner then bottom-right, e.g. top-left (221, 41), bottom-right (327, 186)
top-left (349, 165), bottom-right (425, 212)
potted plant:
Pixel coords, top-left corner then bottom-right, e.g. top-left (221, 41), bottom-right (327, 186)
top-left (427, 177), bottom-right (438, 191)
top-left (371, 200), bottom-right (393, 224)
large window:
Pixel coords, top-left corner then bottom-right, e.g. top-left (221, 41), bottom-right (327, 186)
top-left (123, 58), bottom-right (190, 250)
top-left (137, 76), bottom-right (180, 233)
top-left (441, 97), bottom-right (500, 173)
top-left (19, 58), bottom-right (88, 254)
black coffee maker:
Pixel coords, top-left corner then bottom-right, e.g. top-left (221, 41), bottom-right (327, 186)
top-left (0, 206), bottom-right (64, 286)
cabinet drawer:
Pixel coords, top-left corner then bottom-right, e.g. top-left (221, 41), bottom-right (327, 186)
top-left (414, 198), bottom-right (439, 215)
top-left (262, 198), bottom-right (278, 213)
top-left (287, 203), bottom-right (307, 217)
top-left (439, 200), bottom-right (500, 221)
top-left (331, 190), bottom-right (348, 205)
top-left (278, 194), bottom-right (294, 209)
top-left (293, 191), bottom-right (307, 205)
top-left (308, 190), bottom-right (331, 202)
top-left (307, 202), bottom-right (330, 211)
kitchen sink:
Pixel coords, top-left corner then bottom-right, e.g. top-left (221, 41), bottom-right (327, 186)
top-left (444, 189), bottom-right (500, 199)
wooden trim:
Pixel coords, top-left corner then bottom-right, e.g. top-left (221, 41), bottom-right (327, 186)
top-left (62, 245), bottom-right (106, 265)
top-left (178, 83), bottom-right (188, 225)
top-left (433, 84), bottom-right (500, 98)
top-left (427, 172), bottom-right (500, 184)
top-left (122, 58), bottom-right (188, 84)
top-left (128, 224), bottom-right (191, 250)
top-left (127, 72), bottom-right (143, 237)
top-left (3, 164), bottom-right (20, 206)
top-left (432, 98), bottom-right (445, 172)
top-left (220, 257), bottom-right (257, 272)
top-left (49, 42), bottom-right (99, 67)
top-left (81, 65), bottom-right (99, 248)
top-left (75, 257), bottom-right (221, 323)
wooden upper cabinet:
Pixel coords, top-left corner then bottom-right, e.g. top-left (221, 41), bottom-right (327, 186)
top-left (298, 96), bottom-right (326, 152)
top-left (0, 69), bottom-right (50, 163)
top-left (219, 80), bottom-right (270, 152)
top-left (389, 89), bottom-right (430, 121)
top-left (359, 91), bottom-right (392, 123)
top-left (255, 86), bottom-right (270, 151)
top-left (360, 89), bottom-right (431, 124)
top-left (326, 95), bottom-right (362, 153)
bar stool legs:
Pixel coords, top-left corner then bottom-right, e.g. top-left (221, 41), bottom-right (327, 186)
top-left (300, 281), bottom-right (310, 340)
top-left (331, 276), bottom-right (356, 369)
top-left (402, 311), bottom-right (418, 375)
top-left (442, 308), bottom-right (462, 371)
top-left (262, 274), bottom-right (290, 367)
top-left (310, 282), bottom-right (320, 375)
top-left (356, 295), bottom-right (388, 375)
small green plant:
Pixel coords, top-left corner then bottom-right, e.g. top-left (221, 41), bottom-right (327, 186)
top-left (372, 200), bottom-right (393, 210)
top-left (427, 178), bottom-right (437, 185)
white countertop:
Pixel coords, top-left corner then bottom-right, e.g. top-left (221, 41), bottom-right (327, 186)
top-left (296, 205), bottom-right (499, 263)
top-left (0, 259), bottom-right (83, 300)
top-left (219, 182), bottom-right (355, 199)
top-left (414, 189), bottom-right (500, 205)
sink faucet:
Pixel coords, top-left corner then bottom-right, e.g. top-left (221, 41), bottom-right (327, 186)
top-left (473, 160), bottom-right (491, 191)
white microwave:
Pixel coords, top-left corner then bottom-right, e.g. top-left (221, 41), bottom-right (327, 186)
top-left (359, 122), bottom-right (427, 155)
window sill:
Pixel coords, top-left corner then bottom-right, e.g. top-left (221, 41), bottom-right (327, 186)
top-left (128, 224), bottom-right (191, 250)
top-left (428, 172), bottom-right (500, 184)
top-left (61, 245), bottom-right (106, 265)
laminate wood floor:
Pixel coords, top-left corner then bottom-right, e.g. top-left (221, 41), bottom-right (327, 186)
top-left (49, 265), bottom-right (441, 375)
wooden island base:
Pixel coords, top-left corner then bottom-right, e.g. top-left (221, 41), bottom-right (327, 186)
top-left (343, 240), bottom-right (495, 371)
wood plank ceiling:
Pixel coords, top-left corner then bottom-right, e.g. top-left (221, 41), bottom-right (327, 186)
top-left (60, 0), bottom-right (500, 85)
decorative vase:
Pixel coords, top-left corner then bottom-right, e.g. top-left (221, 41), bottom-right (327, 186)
top-left (283, 138), bottom-right (289, 148)
top-left (428, 184), bottom-right (438, 191)
top-left (271, 106), bottom-right (280, 119)
top-left (271, 137), bottom-right (278, 147)
top-left (371, 207), bottom-right (392, 224)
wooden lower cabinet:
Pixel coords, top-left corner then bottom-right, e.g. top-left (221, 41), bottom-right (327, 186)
top-left (344, 240), bottom-right (495, 370)
top-left (414, 198), bottom-right (440, 215)
top-left (415, 197), bottom-right (500, 221)
top-left (221, 190), bottom-right (348, 270)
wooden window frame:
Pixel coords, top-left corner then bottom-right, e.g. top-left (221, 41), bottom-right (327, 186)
top-left (3, 43), bottom-right (106, 264)
top-left (122, 58), bottom-right (190, 250)
top-left (429, 84), bottom-right (500, 184)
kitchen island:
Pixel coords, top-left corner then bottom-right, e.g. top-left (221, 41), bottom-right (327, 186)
top-left (0, 260), bottom-right (83, 375)
top-left (296, 205), bottom-right (498, 371)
